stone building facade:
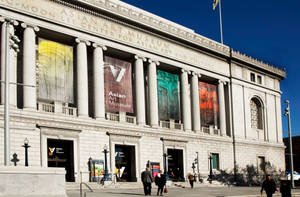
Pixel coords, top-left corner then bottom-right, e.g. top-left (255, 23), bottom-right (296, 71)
top-left (0, 0), bottom-right (285, 183)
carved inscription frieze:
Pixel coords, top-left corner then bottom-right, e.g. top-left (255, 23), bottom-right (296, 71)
top-left (0, 0), bottom-right (228, 74)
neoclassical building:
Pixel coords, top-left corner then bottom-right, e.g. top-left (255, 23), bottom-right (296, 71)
top-left (0, 0), bottom-right (285, 183)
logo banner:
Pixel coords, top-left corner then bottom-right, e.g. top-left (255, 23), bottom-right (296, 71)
top-left (104, 56), bottom-right (133, 113)
top-left (157, 70), bottom-right (180, 121)
top-left (37, 38), bottom-right (74, 103)
top-left (199, 81), bottom-right (219, 127)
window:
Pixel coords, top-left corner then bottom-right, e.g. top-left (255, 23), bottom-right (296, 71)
top-left (250, 98), bottom-right (263, 129)
top-left (258, 156), bottom-right (266, 172)
top-left (257, 75), bottom-right (262, 84)
top-left (250, 73), bottom-right (256, 82)
top-left (211, 153), bottom-right (220, 170)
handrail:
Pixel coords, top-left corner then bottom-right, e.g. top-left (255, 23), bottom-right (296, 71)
top-left (80, 172), bottom-right (94, 197)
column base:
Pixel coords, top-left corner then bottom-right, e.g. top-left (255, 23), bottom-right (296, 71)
top-left (23, 107), bottom-right (37, 112)
top-left (150, 124), bottom-right (159, 128)
top-left (95, 117), bottom-right (106, 121)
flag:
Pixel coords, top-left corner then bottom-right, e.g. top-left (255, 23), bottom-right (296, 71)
top-left (213, 0), bottom-right (220, 10)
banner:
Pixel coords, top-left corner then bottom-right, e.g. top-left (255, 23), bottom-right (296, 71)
top-left (104, 56), bottom-right (133, 113)
top-left (37, 38), bottom-right (74, 103)
top-left (157, 70), bottom-right (180, 121)
top-left (199, 82), bottom-right (219, 127)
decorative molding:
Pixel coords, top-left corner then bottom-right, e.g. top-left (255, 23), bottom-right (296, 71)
top-left (92, 43), bottom-right (107, 50)
top-left (192, 71), bottom-right (201, 78)
top-left (134, 55), bottom-right (146, 62)
top-left (75, 38), bottom-right (91, 46)
top-left (232, 51), bottom-right (285, 78)
top-left (21, 22), bottom-right (39, 32)
top-left (181, 68), bottom-right (191, 75)
top-left (148, 59), bottom-right (160, 66)
top-left (218, 80), bottom-right (226, 85)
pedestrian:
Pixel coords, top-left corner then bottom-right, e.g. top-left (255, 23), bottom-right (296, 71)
top-left (141, 167), bottom-right (154, 196)
top-left (260, 174), bottom-right (277, 197)
top-left (187, 173), bottom-right (195, 189)
top-left (280, 179), bottom-right (291, 197)
top-left (155, 170), bottom-right (166, 196)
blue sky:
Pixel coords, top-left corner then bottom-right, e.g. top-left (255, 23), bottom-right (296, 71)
top-left (121, 0), bottom-right (300, 137)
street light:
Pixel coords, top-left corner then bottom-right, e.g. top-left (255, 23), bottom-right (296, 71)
top-left (1, 17), bottom-right (19, 166)
top-left (195, 152), bottom-right (199, 182)
top-left (284, 100), bottom-right (295, 188)
top-left (102, 144), bottom-right (111, 181)
top-left (22, 138), bottom-right (30, 167)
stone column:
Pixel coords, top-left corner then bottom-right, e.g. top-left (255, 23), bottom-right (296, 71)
top-left (22, 23), bottom-right (39, 110)
top-left (75, 38), bottom-right (90, 117)
top-left (191, 72), bottom-right (201, 133)
top-left (1, 23), bottom-right (5, 105)
top-left (181, 69), bottom-right (192, 131)
top-left (147, 59), bottom-right (159, 127)
top-left (92, 43), bottom-right (107, 120)
top-left (218, 80), bottom-right (226, 136)
top-left (134, 55), bottom-right (146, 126)
top-left (9, 24), bottom-right (18, 107)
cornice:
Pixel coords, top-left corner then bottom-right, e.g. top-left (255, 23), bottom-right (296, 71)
top-left (232, 50), bottom-right (286, 79)
top-left (60, 0), bottom-right (230, 56)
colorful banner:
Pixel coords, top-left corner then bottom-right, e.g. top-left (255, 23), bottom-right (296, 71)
top-left (104, 56), bottom-right (133, 113)
top-left (199, 81), bottom-right (219, 127)
top-left (37, 38), bottom-right (74, 103)
top-left (157, 70), bottom-right (180, 121)
top-left (151, 162), bottom-right (160, 178)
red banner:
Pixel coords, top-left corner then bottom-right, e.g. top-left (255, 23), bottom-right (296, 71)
top-left (104, 56), bottom-right (133, 113)
top-left (199, 82), bottom-right (219, 127)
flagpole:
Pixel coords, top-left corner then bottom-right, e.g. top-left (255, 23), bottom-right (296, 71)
top-left (219, 0), bottom-right (224, 44)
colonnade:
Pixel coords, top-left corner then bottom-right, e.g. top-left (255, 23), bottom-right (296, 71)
top-left (0, 22), bottom-right (228, 136)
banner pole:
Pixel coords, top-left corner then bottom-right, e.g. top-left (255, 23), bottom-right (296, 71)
top-left (219, 0), bottom-right (224, 44)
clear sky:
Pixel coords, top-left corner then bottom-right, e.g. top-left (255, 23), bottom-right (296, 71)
top-left (121, 0), bottom-right (300, 138)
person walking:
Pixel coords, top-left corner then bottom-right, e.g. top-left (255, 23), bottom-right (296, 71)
top-left (187, 173), bottom-right (195, 189)
top-left (280, 179), bottom-right (291, 197)
top-left (155, 170), bottom-right (166, 196)
top-left (141, 167), bottom-right (154, 196)
top-left (260, 174), bottom-right (277, 197)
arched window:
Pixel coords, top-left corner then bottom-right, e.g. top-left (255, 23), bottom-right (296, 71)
top-left (250, 97), bottom-right (263, 129)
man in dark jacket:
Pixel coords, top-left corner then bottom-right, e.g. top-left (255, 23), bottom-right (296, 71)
top-left (261, 175), bottom-right (277, 197)
top-left (141, 167), bottom-right (154, 196)
top-left (155, 170), bottom-right (166, 196)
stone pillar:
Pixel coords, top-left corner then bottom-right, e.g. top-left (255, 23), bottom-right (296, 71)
top-left (9, 24), bottom-right (18, 107)
top-left (134, 55), bottom-right (146, 126)
top-left (92, 43), bottom-right (107, 120)
top-left (191, 72), bottom-right (201, 133)
top-left (147, 59), bottom-right (159, 127)
top-left (218, 80), bottom-right (226, 136)
top-left (1, 23), bottom-right (5, 105)
top-left (181, 69), bottom-right (192, 131)
top-left (22, 23), bottom-right (39, 110)
top-left (75, 38), bottom-right (90, 117)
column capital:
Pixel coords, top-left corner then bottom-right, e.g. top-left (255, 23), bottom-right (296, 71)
top-left (92, 43), bottom-right (107, 50)
top-left (218, 80), bottom-right (226, 85)
top-left (21, 23), bottom-right (39, 32)
top-left (148, 59), bottom-right (160, 66)
top-left (75, 38), bottom-right (91, 46)
top-left (135, 55), bottom-right (146, 62)
top-left (181, 68), bottom-right (191, 75)
top-left (0, 17), bottom-right (19, 26)
top-left (192, 71), bottom-right (201, 78)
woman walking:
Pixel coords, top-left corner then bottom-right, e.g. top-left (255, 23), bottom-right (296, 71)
top-left (155, 170), bottom-right (166, 196)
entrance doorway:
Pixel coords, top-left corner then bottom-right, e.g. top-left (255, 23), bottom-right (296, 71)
top-left (167, 149), bottom-right (184, 182)
top-left (47, 139), bottom-right (75, 182)
top-left (115, 145), bottom-right (136, 182)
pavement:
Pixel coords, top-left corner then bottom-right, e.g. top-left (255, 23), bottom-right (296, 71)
top-left (67, 184), bottom-right (300, 197)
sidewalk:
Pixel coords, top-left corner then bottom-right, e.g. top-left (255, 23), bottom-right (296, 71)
top-left (67, 184), bottom-right (300, 197)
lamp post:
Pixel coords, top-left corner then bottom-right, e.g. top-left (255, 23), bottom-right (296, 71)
top-left (22, 138), bottom-right (30, 167)
top-left (208, 155), bottom-right (213, 184)
top-left (1, 18), bottom-right (19, 166)
top-left (195, 152), bottom-right (199, 182)
top-left (102, 144), bottom-right (111, 181)
top-left (284, 100), bottom-right (295, 188)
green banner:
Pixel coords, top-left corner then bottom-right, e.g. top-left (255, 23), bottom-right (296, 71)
top-left (157, 70), bottom-right (180, 121)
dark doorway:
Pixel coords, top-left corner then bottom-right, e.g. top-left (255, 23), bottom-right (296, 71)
top-left (167, 149), bottom-right (184, 182)
top-left (115, 145), bottom-right (136, 182)
top-left (47, 139), bottom-right (75, 182)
